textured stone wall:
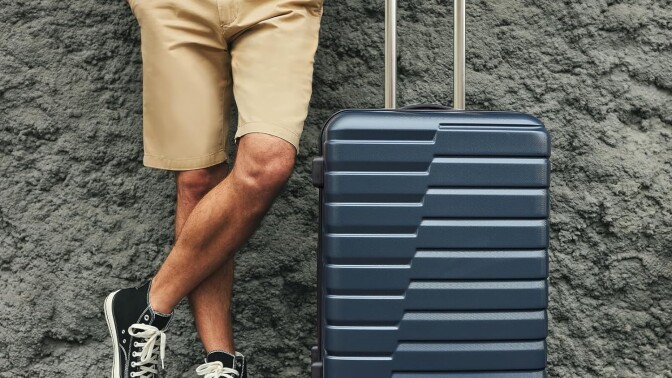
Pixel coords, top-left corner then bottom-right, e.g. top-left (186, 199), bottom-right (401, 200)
top-left (1, 0), bottom-right (670, 377)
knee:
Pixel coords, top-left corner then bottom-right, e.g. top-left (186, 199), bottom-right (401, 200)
top-left (234, 150), bottom-right (295, 195)
top-left (176, 163), bottom-right (228, 200)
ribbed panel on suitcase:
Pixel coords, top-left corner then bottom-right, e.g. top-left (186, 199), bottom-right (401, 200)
top-left (312, 110), bottom-right (550, 377)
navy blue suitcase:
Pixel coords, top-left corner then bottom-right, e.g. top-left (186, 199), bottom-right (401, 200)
top-left (311, 1), bottom-right (550, 377)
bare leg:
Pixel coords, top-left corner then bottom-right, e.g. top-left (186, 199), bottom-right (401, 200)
top-left (150, 133), bottom-right (296, 316)
top-left (188, 260), bottom-right (235, 353)
top-left (174, 162), bottom-right (237, 353)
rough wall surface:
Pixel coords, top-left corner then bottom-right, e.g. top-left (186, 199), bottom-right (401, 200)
top-left (0, 0), bottom-right (670, 377)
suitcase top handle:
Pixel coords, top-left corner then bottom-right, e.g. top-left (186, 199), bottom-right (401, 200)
top-left (385, 0), bottom-right (466, 110)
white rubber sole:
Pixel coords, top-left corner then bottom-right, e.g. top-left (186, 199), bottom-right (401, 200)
top-left (104, 290), bottom-right (122, 378)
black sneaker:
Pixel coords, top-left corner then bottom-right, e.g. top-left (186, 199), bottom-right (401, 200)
top-left (234, 353), bottom-right (247, 378)
top-left (196, 351), bottom-right (247, 378)
top-left (104, 281), bottom-right (173, 378)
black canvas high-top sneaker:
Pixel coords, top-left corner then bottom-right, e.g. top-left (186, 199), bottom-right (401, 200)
top-left (104, 281), bottom-right (174, 378)
top-left (196, 351), bottom-right (247, 378)
top-left (234, 353), bottom-right (247, 378)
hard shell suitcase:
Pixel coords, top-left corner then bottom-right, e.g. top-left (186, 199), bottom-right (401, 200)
top-left (311, 1), bottom-right (550, 377)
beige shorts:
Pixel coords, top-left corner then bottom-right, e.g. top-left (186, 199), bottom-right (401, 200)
top-left (128, 0), bottom-right (323, 170)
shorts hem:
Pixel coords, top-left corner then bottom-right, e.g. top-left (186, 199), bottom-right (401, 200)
top-left (235, 121), bottom-right (302, 155)
top-left (143, 149), bottom-right (228, 171)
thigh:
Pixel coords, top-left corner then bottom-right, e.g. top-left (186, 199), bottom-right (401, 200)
top-left (132, 0), bottom-right (234, 170)
top-left (226, 0), bottom-right (324, 155)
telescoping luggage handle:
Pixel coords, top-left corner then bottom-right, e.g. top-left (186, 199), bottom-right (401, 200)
top-left (385, 0), bottom-right (466, 109)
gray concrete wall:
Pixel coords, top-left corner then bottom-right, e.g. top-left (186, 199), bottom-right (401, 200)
top-left (1, 0), bottom-right (670, 377)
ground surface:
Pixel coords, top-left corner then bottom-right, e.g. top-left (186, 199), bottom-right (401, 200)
top-left (0, 0), bottom-right (670, 377)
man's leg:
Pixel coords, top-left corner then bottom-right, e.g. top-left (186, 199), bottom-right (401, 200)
top-left (174, 163), bottom-right (237, 354)
top-left (105, 3), bottom-right (322, 376)
top-left (149, 133), bottom-right (296, 315)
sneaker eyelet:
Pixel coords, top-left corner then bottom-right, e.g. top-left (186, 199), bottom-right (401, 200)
top-left (122, 339), bottom-right (126, 343)
top-left (131, 362), bottom-right (136, 367)
top-left (134, 342), bottom-right (139, 347)
top-left (121, 329), bottom-right (125, 334)
top-left (143, 315), bottom-right (149, 321)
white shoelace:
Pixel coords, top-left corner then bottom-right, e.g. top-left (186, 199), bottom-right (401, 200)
top-left (127, 323), bottom-right (167, 378)
top-left (196, 361), bottom-right (240, 378)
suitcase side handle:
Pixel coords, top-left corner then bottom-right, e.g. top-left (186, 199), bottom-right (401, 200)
top-left (385, 0), bottom-right (466, 110)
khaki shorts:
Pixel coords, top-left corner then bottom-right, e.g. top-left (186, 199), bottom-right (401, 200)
top-left (127, 0), bottom-right (323, 170)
